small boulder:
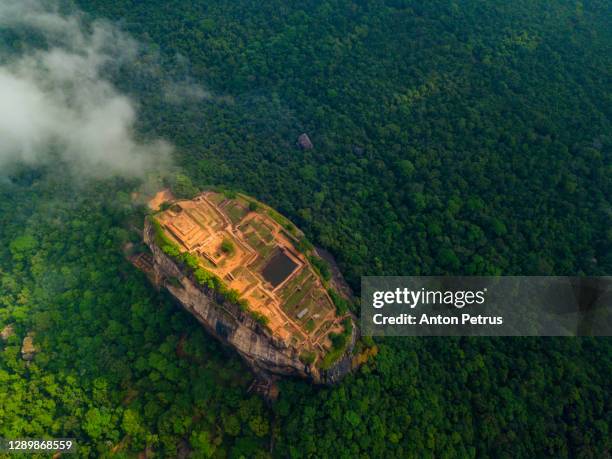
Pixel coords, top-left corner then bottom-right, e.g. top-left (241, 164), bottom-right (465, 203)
top-left (297, 133), bottom-right (313, 150)
top-left (1, 324), bottom-right (15, 341)
top-left (21, 332), bottom-right (37, 361)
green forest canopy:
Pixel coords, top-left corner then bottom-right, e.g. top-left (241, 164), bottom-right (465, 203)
top-left (0, 0), bottom-right (610, 457)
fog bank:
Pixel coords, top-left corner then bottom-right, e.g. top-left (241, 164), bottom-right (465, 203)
top-left (0, 0), bottom-right (172, 177)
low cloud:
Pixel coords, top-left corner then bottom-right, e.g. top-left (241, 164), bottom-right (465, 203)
top-left (0, 0), bottom-right (172, 177)
top-left (163, 80), bottom-right (214, 104)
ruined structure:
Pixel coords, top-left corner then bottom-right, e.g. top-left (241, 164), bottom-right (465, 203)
top-left (140, 190), bottom-right (357, 384)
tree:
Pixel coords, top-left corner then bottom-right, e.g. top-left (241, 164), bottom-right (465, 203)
top-left (190, 431), bottom-right (216, 458)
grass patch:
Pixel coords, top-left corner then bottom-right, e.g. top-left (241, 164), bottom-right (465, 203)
top-left (280, 269), bottom-right (310, 301)
top-left (284, 277), bottom-right (314, 313)
top-left (299, 351), bottom-right (316, 365)
top-left (319, 318), bottom-right (353, 370)
top-left (221, 238), bottom-right (235, 255)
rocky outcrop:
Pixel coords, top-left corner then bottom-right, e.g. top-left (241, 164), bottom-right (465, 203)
top-left (21, 331), bottom-right (37, 361)
top-left (1, 324), bottom-right (15, 341)
top-left (297, 133), bottom-right (314, 150)
top-left (144, 218), bottom-right (354, 384)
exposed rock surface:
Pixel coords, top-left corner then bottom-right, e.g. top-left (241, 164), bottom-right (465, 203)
top-left (297, 133), bottom-right (314, 150)
top-left (144, 218), bottom-right (355, 384)
top-left (1, 324), bottom-right (15, 341)
top-left (21, 332), bottom-right (37, 360)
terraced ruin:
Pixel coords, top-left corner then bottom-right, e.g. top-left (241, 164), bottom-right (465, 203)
top-left (148, 190), bottom-right (352, 371)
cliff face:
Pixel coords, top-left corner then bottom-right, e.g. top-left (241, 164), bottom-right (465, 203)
top-left (144, 218), bottom-right (356, 384)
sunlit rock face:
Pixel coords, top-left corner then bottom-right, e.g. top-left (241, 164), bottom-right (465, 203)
top-left (143, 217), bottom-right (356, 384)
